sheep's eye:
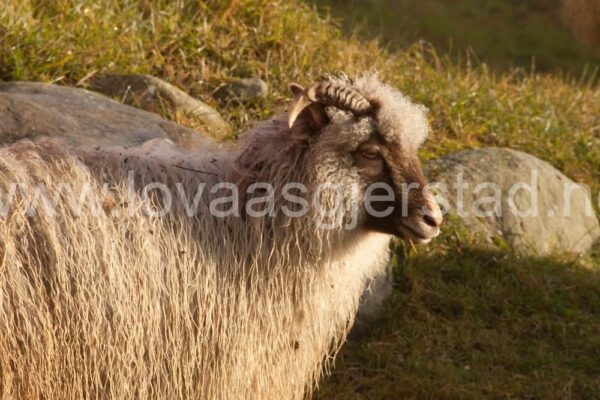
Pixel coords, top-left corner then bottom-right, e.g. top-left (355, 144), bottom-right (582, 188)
top-left (360, 149), bottom-right (379, 159)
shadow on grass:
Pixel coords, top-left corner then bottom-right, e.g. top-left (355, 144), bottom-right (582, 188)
top-left (317, 248), bottom-right (600, 399)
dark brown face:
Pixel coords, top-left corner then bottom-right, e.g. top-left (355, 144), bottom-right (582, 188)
top-left (353, 134), bottom-right (442, 243)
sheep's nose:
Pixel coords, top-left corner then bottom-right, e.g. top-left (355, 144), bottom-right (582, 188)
top-left (423, 213), bottom-right (439, 228)
top-left (422, 204), bottom-right (443, 228)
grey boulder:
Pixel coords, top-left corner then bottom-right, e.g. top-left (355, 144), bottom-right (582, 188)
top-left (88, 74), bottom-right (229, 133)
top-left (0, 81), bottom-right (212, 148)
top-left (427, 147), bottom-right (600, 256)
top-left (353, 147), bottom-right (600, 338)
top-left (213, 78), bottom-right (268, 102)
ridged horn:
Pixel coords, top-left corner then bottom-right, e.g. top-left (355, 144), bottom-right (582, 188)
top-left (288, 81), bottom-right (372, 128)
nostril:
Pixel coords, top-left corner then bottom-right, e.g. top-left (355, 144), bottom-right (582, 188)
top-left (423, 214), bottom-right (439, 228)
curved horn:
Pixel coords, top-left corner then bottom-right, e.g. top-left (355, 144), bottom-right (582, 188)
top-left (288, 81), bottom-right (372, 128)
top-left (311, 81), bottom-right (372, 114)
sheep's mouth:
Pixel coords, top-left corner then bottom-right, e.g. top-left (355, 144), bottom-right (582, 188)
top-left (396, 221), bottom-right (437, 244)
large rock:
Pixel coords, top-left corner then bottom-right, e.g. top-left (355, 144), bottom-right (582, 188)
top-left (213, 78), bottom-right (268, 102)
top-left (352, 147), bottom-right (600, 338)
top-left (427, 147), bottom-right (600, 256)
top-left (0, 81), bottom-right (212, 148)
top-left (88, 74), bottom-right (229, 133)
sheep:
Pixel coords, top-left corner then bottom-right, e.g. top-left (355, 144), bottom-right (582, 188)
top-left (0, 73), bottom-right (442, 399)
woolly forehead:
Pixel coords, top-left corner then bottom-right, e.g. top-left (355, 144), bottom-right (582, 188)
top-left (319, 82), bottom-right (429, 152)
top-left (352, 76), bottom-right (430, 151)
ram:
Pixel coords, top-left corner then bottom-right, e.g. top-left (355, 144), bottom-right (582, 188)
top-left (0, 74), bottom-right (441, 399)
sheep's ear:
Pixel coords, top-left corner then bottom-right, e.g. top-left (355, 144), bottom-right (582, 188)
top-left (288, 83), bottom-right (329, 132)
top-left (289, 83), bottom-right (304, 97)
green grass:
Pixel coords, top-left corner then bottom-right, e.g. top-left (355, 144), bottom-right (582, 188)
top-left (0, 1), bottom-right (599, 398)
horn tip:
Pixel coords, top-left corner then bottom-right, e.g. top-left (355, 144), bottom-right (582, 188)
top-left (288, 109), bottom-right (300, 129)
top-left (288, 96), bottom-right (312, 129)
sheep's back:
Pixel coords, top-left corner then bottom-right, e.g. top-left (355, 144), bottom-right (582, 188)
top-left (0, 140), bottom-right (392, 400)
top-left (0, 141), bottom-right (209, 398)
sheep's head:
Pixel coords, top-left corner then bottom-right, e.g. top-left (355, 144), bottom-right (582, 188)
top-left (288, 74), bottom-right (442, 244)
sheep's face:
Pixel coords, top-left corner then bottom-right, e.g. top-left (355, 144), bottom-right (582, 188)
top-left (289, 74), bottom-right (442, 243)
top-left (349, 127), bottom-right (442, 244)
